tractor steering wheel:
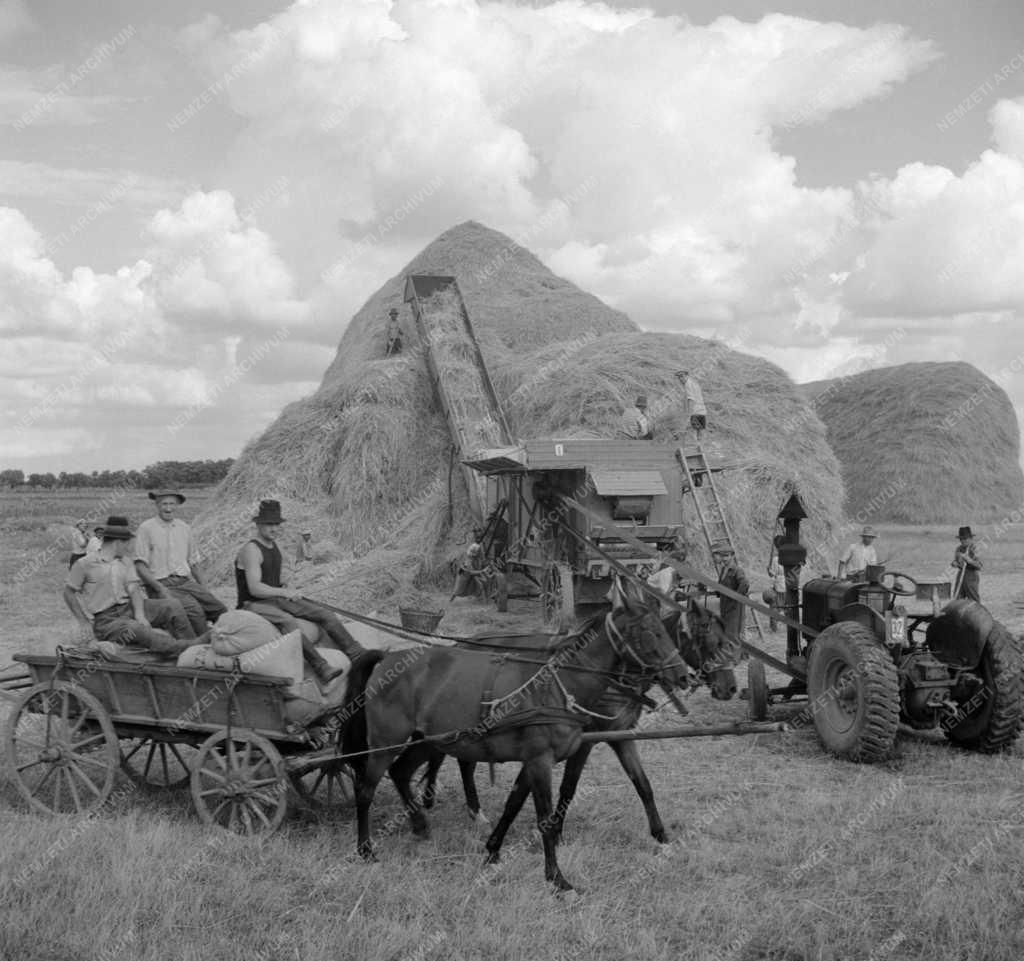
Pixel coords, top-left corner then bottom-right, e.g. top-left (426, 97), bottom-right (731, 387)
top-left (880, 571), bottom-right (918, 596)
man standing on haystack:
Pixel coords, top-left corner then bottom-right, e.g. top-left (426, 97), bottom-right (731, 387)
top-left (384, 307), bottom-right (403, 356)
top-left (952, 525), bottom-right (983, 602)
top-left (622, 395), bottom-right (654, 440)
top-left (674, 370), bottom-right (707, 433)
top-left (134, 489), bottom-right (227, 636)
top-left (235, 499), bottom-right (373, 681)
top-left (837, 525), bottom-right (879, 581)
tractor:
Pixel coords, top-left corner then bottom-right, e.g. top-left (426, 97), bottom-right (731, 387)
top-left (759, 494), bottom-right (1023, 762)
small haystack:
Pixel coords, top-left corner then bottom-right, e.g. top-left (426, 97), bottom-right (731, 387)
top-left (195, 222), bottom-right (846, 608)
top-left (802, 361), bottom-right (1024, 525)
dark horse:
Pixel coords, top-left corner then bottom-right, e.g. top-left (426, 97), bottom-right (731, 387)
top-left (346, 585), bottom-right (688, 891)
top-left (420, 596), bottom-right (740, 847)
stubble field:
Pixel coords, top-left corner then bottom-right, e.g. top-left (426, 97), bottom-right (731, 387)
top-left (1, 489), bottom-right (1023, 961)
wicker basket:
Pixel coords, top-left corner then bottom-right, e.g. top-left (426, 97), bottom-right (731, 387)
top-left (398, 607), bottom-right (444, 633)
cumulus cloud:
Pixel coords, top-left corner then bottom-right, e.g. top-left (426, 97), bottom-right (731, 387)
top-left (8, 1), bottom-right (1024, 470)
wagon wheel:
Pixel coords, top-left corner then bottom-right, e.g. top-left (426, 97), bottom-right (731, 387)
top-left (120, 737), bottom-right (198, 790)
top-left (490, 570), bottom-right (509, 613)
top-left (289, 760), bottom-right (355, 810)
top-left (807, 622), bottom-right (899, 763)
top-left (191, 730), bottom-right (287, 835)
top-left (5, 681), bottom-right (119, 816)
top-left (746, 658), bottom-right (769, 722)
top-left (541, 561), bottom-right (575, 632)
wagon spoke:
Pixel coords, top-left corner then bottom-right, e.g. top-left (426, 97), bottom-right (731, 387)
top-left (28, 764), bottom-right (57, 797)
top-left (245, 797), bottom-right (273, 831)
top-left (167, 743), bottom-right (192, 771)
top-left (60, 690), bottom-right (70, 727)
top-left (72, 732), bottom-right (109, 752)
top-left (65, 765), bottom-right (84, 812)
top-left (227, 803), bottom-right (240, 833)
top-left (199, 768), bottom-right (228, 786)
top-left (308, 769), bottom-right (327, 795)
top-left (16, 757), bottom-right (48, 773)
top-left (210, 799), bottom-right (231, 823)
top-left (248, 776), bottom-right (281, 789)
top-left (67, 760), bottom-right (103, 798)
top-left (199, 787), bottom-right (229, 799)
top-left (69, 712), bottom-right (91, 737)
top-left (158, 746), bottom-right (172, 786)
top-left (72, 752), bottom-right (115, 771)
top-left (52, 766), bottom-right (64, 811)
top-left (121, 740), bottom-right (145, 763)
top-left (15, 736), bottom-right (50, 752)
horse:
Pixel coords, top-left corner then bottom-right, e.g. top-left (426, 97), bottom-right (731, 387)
top-left (345, 584), bottom-right (688, 891)
top-left (419, 594), bottom-right (740, 847)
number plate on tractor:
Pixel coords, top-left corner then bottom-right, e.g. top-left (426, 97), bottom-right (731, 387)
top-left (887, 615), bottom-right (906, 644)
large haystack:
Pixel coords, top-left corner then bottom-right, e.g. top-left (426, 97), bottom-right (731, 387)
top-left (195, 221), bottom-right (846, 609)
top-left (802, 361), bottom-right (1024, 525)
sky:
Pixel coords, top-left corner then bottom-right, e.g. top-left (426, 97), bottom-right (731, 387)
top-left (2, 0), bottom-right (1024, 474)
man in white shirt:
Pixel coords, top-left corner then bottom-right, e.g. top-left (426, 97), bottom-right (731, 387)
top-left (134, 490), bottom-right (227, 635)
top-left (64, 514), bottom-right (198, 656)
top-left (837, 526), bottom-right (879, 581)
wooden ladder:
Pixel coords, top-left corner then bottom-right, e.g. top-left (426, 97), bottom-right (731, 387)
top-left (676, 443), bottom-right (767, 649)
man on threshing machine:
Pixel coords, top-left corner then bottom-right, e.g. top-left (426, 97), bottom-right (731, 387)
top-left (63, 514), bottom-right (204, 658)
top-left (234, 499), bottom-right (371, 681)
top-left (134, 489), bottom-right (228, 636)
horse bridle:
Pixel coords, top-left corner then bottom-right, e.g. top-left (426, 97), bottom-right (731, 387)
top-left (605, 609), bottom-right (688, 685)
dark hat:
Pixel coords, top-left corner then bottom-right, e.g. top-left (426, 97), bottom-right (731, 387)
top-left (253, 499), bottom-right (285, 524)
top-left (635, 395), bottom-right (648, 408)
top-left (102, 515), bottom-right (134, 540)
top-left (958, 526), bottom-right (973, 539)
top-left (149, 489), bottom-right (186, 504)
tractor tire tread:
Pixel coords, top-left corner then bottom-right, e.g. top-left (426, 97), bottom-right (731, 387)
top-left (945, 622), bottom-right (1023, 753)
top-left (808, 622), bottom-right (899, 764)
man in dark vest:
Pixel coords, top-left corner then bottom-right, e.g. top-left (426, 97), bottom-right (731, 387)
top-left (235, 500), bottom-right (371, 682)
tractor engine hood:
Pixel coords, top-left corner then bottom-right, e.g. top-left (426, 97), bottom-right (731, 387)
top-left (925, 599), bottom-right (996, 670)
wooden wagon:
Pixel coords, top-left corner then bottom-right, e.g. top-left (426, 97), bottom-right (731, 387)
top-left (465, 438), bottom-right (686, 629)
top-left (1, 650), bottom-right (356, 834)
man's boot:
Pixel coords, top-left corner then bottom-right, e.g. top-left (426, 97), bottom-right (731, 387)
top-left (302, 639), bottom-right (347, 685)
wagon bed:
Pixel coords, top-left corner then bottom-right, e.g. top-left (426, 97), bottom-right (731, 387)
top-left (2, 651), bottom-right (355, 834)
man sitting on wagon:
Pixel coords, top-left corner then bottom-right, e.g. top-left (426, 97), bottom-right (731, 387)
top-left (235, 499), bottom-right (372, 682)
top-left (63, 515), bottom-right (202, 658)
top-left (134, 488), bottom-right (228, 636)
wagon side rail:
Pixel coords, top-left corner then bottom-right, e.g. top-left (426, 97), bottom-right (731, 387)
top-left (11, 653), bottom-right (307, 744)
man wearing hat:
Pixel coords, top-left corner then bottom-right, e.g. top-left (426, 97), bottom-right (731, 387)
top-left (837, 525), bottom-right (879, 581)
top-left (235, 500), bottom-right (373, 681)
top-left (712, 541), bottom-right (750, 642)
top-left (135, 489), bottom-right (228, 635)
top-left (64, 515), bottom-right (199, 656)
top-left (622, 395), bottom-right (654, 440)
top-left (952, 526), bottom-right (983, 602)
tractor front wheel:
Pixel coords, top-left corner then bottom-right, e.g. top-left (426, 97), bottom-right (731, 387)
top-left (944, 623), bottom-right (1022, 753)
top-left (807, 622), bottom-right (899, 763)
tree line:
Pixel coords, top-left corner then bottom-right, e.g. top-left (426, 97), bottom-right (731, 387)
top-left (0, 459), bottom-right (235, 490)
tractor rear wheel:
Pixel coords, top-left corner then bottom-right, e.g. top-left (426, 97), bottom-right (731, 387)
top-left (807, 622), bottom-right (899, 763)
top-left (944, 623), bottom-right (1022, 753)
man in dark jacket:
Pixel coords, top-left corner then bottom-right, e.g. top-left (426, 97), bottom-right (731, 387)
top-left (713, 541), bottom-right (750, 642)
top-left (952, 525), bottom-right (983, 602)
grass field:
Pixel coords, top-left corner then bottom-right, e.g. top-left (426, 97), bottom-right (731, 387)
top-left (2, 491), bottom-right (1024, 961)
